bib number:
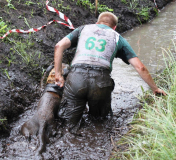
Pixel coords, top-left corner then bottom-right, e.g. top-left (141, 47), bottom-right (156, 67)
top-left (85, 37), bottom-right (106, 52)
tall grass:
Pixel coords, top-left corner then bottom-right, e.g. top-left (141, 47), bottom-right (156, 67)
top-left (111, 40), bottom-right (176, 160)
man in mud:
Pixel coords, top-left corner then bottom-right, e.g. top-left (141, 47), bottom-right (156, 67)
top-left (54, 12), bottom-right (166, 131)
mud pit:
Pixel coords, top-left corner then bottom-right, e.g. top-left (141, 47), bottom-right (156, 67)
top-left (0, 0), bottom-right (174, 159)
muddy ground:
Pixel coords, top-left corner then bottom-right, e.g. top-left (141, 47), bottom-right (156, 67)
top-left (0, 0), bottom-right (174, 159)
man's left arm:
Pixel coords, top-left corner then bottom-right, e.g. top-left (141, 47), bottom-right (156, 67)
top-left (54, 37), bottom-right (71, 87)
top-left (128, 57), bottom-right (166, 95)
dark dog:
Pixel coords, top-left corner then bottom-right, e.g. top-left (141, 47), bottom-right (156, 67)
top-left (21, 63), bottom-right (69, 155)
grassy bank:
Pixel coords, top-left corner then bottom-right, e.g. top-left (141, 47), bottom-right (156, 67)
top-left (111, 40), bottom-right (176, 159)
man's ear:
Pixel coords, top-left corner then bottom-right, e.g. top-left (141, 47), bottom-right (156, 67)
top-left (113, 26), bottom-right (116, 30)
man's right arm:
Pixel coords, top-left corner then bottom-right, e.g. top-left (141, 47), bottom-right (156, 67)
top-left (54, 37), bottom-right (71, 87)
top-left (128, 57), bottom-right (166, 95)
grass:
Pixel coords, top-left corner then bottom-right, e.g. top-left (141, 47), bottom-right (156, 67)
top-left (8, 37), bottom-right (43, 67)
top-left (6, 0), bottom-right (16, 10)
top-left (111, 40), bottom-right (176, 159)
top-left (137, 7), bottom-right (151, 21)
top-left (129, 0), bottom-right (138, 10)
top-left (76, 0), bottom-right (113, 13)
top-left (0, 17), bottom-right (9, 35)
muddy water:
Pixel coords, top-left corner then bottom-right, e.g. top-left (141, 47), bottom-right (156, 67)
top-left (1, 1), bottom-right (176, 160)
top-left (111, 1), bottom-right (176, 110)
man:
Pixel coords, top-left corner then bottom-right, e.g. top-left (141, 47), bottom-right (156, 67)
top-left (54, 12), bottom-right (166, 131)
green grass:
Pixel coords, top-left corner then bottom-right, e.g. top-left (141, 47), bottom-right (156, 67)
top-left (0, 119), bottom-right (7, 121)
top-left (137, 7), bottom-right (151, 21)
top-left (111, 40), bottom-right (176, 160)
top-left (76, 0), bottom-right (113, 13)
top-left (0, 17), bottom-right (9, 35)
top-left (6, 0), bottom-right (16, 10)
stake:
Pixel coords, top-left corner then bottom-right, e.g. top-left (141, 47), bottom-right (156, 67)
top-left (95, 0), bottom-right (98, 17)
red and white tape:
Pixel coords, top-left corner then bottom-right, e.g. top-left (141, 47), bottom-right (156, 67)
top-left (0, 0), bottom-right (75, 39)
top-left (154, 0), bottom-right (160, 12)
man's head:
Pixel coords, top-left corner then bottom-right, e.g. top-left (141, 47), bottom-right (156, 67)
top-left (97, 12), bottom-right (118, 30)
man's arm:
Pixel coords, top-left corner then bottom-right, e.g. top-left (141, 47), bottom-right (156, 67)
top-left (54, 37), bottom-right (71, 87)
top-left (128, 57), bottom-right (166, 95)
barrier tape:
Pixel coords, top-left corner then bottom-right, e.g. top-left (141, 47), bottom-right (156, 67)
top-left (154, 0), bottom-right (160, 12)
top-left (0, 0), bottom-right (161, 39)
top-left (0, 0), bottom-right (75, 39)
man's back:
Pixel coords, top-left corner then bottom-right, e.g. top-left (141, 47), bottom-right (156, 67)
top-left (69, 24), bottom-right (120, 70)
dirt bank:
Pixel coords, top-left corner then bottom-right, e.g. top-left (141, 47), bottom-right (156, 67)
top-left (0, 0), bottom-right (173, 136)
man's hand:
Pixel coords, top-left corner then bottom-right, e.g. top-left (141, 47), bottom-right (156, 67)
top-left (153, 88), bottom-right (167, 96)
top-left (55, 74), bottom-right (65, 87)
top-left (54, 37), bottom-right (71, 88)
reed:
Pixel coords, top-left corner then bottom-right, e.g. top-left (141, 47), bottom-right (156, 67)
top-left (111, 40), bottom-right (176, 160)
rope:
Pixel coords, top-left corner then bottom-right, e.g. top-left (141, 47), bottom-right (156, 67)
top-left (0, 0), bottom-right (75, 39)
top-left (154, 0), bottom-right (160, 12)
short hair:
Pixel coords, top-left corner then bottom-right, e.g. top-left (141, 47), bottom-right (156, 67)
top-left (97, 12), bottom-right (118, 28)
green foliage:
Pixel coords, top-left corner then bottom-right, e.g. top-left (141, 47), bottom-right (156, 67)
top-left (121, 0), bottom-right (128, 4)
top-left (98, 4), bottom-right (113, 13)
top-left (57, 0), bottom-right (71, 12)
top-left (153, 7), bottom-right (159, 16)
top-left (12, 40), bottom-right (40, 66)
top-left (76, 0), bottom-right (113, 13)
top-left (24, 17), bottom-right (31, 28)
top-left (0, 18), bottom-right (8, 35)
top-left (129, 0), bottom-right (138, 10)
top-left (0, 119), bottom-right (7, 123)
top-left (3, 69), bottom-right (11, 80)
top-left (137, 7), bottom-right (151, 21)
top-left (25, 1), bottom-right (36, 6)
top-left (112, 40), bottom-right (176, 159)
top-left (6, 0), bottom-right (16, 10)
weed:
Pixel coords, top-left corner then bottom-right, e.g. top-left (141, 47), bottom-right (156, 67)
top-left (76, 0), bottom-right (113, 13)
top-left (137, 7), bottom-right (151, 21)
top-left (121, 0), bottom-right (127, 4)
top-left (6, 0), bottom-right (16, 10)
top-left (153, 7), bottom-right (159, 16)
top-left (25, 1), bottom-right (36, 6)
top-left (129, 0), bottom-right (138, 10)
top-left (24, 17), bottom-right (31, 28)
top-left (6, 57), bottom-right (13, 67)
top-left (58, 3), bottom-right (71, 12)
top-left (98, 4), bottom-right (113, 12)
top-left (18, 15), bottom-right (23, 19)
top-left (31, 9), bottom-right (34, 17)
top-left (3, 69), bottom-right (11, 80)
top-left (112, 40), bottom-right (176, 159)
top-left (0, 119), bottom-right (7, 122)
top-left (0, 18), bottom-right (8, 35)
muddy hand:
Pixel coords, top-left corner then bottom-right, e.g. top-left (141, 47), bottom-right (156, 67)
top-left (55, 75), bottom-right (65, 87)
top-left (153, 88), bottom-right (167, 96)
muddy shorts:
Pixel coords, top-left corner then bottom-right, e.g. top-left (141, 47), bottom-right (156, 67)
top-left (58, 64), bottom-right (115, 129)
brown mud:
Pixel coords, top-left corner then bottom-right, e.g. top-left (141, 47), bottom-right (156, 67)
top-left (0, 0), bottom-right (174, 159)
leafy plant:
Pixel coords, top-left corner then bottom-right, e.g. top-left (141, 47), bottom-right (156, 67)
top-left (121, 0), bottom-right (127, 4)
top-left (0, 18), bottom-right (8, 35)
top-left (129, 0), bottom-right (138, 10)
top-left (98, 4), bottom-right (113, 12)
top-left (137, 7), bottom-right (151, 21)
top-left (25, 1), bottom-right (36, 6)
top-left (6, 0), bottom-right (16, 10)
top-left (76, 0), bottom-right (113, 13)
top-left (0, 119), bottom-right (7, 122)
top-left (24, 17), bottom-right (31, 28)
top-left (3, 69), bottom-right (11, 80)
